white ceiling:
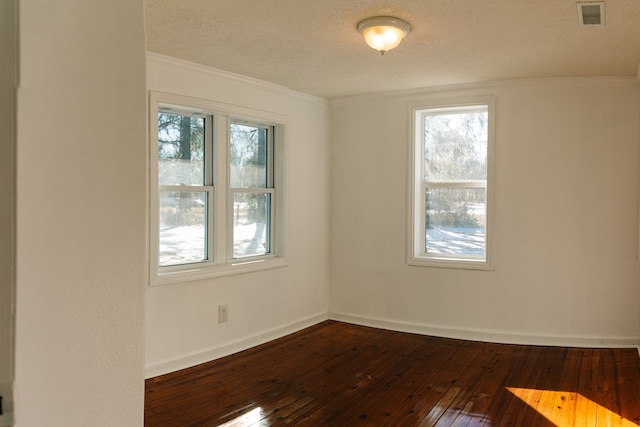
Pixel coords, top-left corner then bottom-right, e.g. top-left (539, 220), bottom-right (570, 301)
top-left (145, 0), bottom-right (640, 99)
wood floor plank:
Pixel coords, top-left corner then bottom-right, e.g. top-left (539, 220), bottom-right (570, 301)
top-left (145, 321), bottom-right (640, 427)
top-left (574, 349), bottom-right (599, 426)
top-left (617, 349), bottom-right (640, 424)
top-left (597, 349), bottom-right (616, 427)
top-left (542, 348), bottom-right (582, 426)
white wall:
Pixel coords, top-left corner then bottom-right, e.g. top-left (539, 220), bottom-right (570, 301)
top-left (330, 79), bottom-right (640, 346)
top-left (0, 1), bottom-right (17, 424)
top-left (145, 55), bottom-right (331, 377)
top-left (15, 1), bottom-right (147, 426)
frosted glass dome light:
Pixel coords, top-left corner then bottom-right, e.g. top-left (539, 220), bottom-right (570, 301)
top-left (357, 16), bottom-right (411, 55)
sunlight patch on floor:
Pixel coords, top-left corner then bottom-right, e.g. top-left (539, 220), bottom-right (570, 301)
top-left (507, 387), bottom-right (638, 426)
top-left (217, 407), bottom-right (265, 427)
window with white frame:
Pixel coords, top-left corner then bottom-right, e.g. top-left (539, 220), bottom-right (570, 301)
top-left (409, 97), bottom-right (495, 269)
top-left (157, 109), bottom-right (212, 267)
top-left (229, 121), bottom-right (274, 259)
top-left (150, 92), bottom-right (286, 285)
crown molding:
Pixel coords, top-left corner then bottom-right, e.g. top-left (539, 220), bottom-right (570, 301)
top-left (146, 52), bottom-right (328, 106)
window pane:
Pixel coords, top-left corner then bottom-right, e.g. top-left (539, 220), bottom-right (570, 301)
top-left (158, 112), bottom-right (205, 186)
top-left (230, 123), bottom-right (268, 188)
top-left (159, 191), bottom-right (208, 266)
top-left (232, 192), bottom-right (271, 258)
top-left (425, 187), bottom-right (486, 257)
top-left (424, 111), bottom-right (488, 181)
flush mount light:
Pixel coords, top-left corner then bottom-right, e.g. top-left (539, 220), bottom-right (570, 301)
top-left (357, 16), bottom-right (411, 55)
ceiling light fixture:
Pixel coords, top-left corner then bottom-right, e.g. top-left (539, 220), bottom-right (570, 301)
top-left (357, 16), bottom-right (411, 55)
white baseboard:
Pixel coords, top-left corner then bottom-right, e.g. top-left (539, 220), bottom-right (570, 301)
top-left (329, 312), bottom-right (640, 349)
top-left (145, 312), bottom-right (328, 379)
top-left (145, 311), bottom-right (640, 378)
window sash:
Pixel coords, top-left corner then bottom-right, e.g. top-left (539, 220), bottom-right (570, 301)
top-left (157, 109), bottom-right (210, 187)
top-left (229, 188), bottom-right (275, 260)
top-left (158, 187), bottom-right (214, 267)
top-left (419, 183), bottom-right (487, 260)
top-left (229, 121), bottom-right (274, 189)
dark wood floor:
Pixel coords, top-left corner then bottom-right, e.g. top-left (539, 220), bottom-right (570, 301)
top-left (145, 320), bottom-right (640, 426)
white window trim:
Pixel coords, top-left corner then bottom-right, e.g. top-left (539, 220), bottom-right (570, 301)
top-left (407, 95), bottom-right (496, 270)
top-left (149, 91), bottom-right (288, 286)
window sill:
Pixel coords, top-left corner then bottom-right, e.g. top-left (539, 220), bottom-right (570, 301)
top-left (151, 257), bottom-right (288, 286)
top-left (408, 256), bottom-right (493, 271)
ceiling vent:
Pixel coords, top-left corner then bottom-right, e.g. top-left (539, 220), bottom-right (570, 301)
top-left (577, 1), bottom-right (605, 26)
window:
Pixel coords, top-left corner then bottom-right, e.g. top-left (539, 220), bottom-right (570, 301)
top-left (229, 122), bottom-right (274, 259)
top-left (157, 110), bottom-right (211, 267)
top-left (409, 97), bottom-right (495, 269)
top-left (150, 92), bottom-right (286, 285)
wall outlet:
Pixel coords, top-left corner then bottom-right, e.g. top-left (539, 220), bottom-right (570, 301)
top-left (218, 304), bottom-right (229, 323)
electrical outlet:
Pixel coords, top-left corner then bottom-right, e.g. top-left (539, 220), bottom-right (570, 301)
top-left (218, 304), bottom-right (229, 323)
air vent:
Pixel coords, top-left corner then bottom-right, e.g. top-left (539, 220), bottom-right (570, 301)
top-left (577, 1), bottom-right (605, 26)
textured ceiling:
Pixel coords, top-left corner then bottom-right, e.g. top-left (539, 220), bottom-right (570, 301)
top-left (145, 0), bottom-right (640, 98)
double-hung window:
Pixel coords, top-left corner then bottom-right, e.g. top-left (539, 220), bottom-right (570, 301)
top-left (150, 92), bottom-right (286, 285)
top-left (409, 97), bottom-right (495, 269)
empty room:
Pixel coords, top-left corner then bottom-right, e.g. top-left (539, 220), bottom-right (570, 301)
top-left (4, 0), bottom-right (640, 426)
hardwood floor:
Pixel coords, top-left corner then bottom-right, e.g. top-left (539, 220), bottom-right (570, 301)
top-left (145, 321), bottom-right (640, 426)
